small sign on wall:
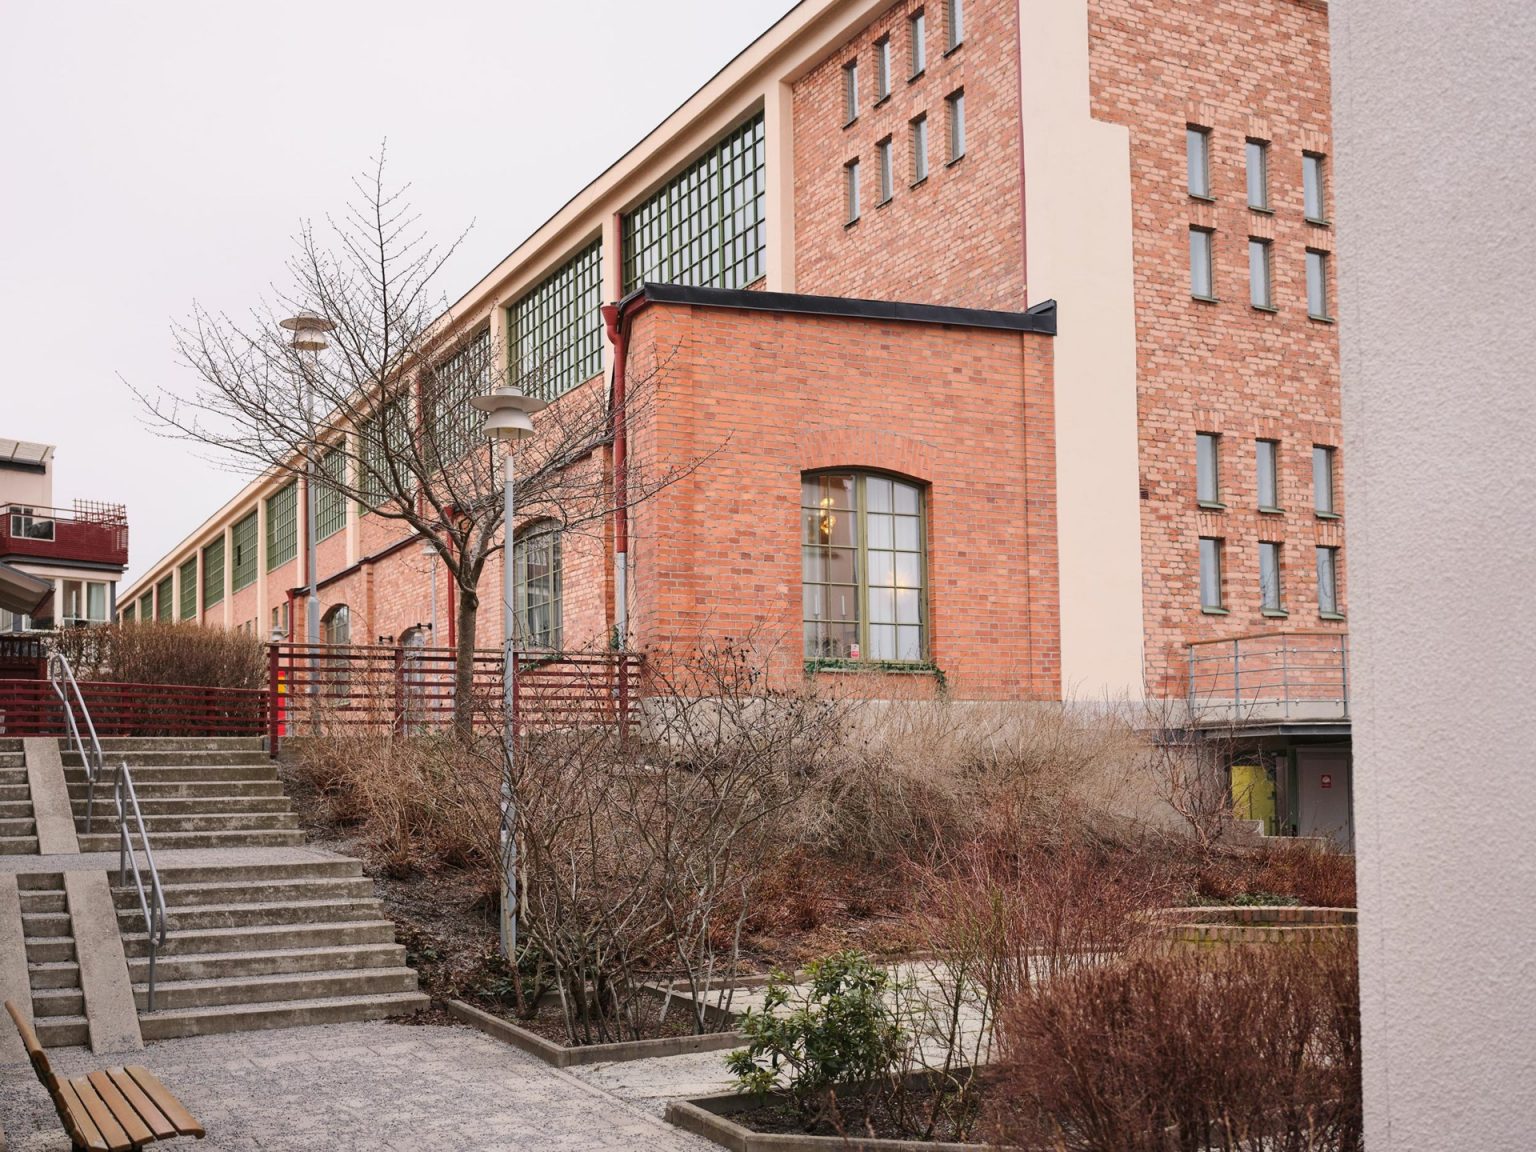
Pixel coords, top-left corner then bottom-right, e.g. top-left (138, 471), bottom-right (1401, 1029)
top-left (1321, 773), bottom-right (1333, 789)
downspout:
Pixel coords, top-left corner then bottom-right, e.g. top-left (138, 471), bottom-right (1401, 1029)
top-left (1013, 1), bottom-right (1029, 306)
top-left (601, 299), bottom-right (630, 648)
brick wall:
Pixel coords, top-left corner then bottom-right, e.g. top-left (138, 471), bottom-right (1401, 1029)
top-left (793, 0), bottom-right (1025, 309)
top-left (623, 299), bottom-right (1058, 699)
top-left (1086, 0), bottom-right (1344, 694)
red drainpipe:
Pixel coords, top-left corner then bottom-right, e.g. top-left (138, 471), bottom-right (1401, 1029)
top-left (601, 298), bottom-right (631, 645)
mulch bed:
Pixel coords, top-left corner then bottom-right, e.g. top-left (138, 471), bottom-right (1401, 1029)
top-left (467, 990), bottom-right (718, 1046)
top-left (730, 1080), bottom-right (994, 1144)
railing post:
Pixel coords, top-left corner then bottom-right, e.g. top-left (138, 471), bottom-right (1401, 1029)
top-left (1232, 638), bottom-right (1241, 722)
top-left (1281, 635), bottom-right (1291, 720)
top-left (618, 654), bottom-right (631, 746)
top-left (267, 643), bottom-right (281, 758)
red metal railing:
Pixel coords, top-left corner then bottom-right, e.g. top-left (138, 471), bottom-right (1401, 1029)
top-left (0, 502), bottom-right (129, 568)
top-left (0, 678), bottom-right (267, 738)
top-left (266, 643), bottom-right (642, 754)
top-left (0, 635), bottom-right (46, 680)
top-left (1186, 630), bottom-right (1349, 726)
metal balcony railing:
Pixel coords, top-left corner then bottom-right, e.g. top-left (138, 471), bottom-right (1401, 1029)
top-left (1186, 630), bottom-right (1349, 727)
top-left (0, 502), bottom-right (128, 568)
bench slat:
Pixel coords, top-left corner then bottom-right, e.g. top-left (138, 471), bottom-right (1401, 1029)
top-left (125, 1065), bottom-right (204, 1138)
top-left (107, 1066), bottom-right (177, 1141)
top-left (88, 1070), bottom-right (157, 1148)
top-left (56, 1078), bottom-right (110, 1152)
top-left (70, 1077), bottom-right (134, 1152)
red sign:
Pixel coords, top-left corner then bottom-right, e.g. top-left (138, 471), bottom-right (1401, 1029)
top-left (1320, 774), bottom-right (1333, 789)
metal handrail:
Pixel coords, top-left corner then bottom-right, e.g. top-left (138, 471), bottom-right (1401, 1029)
top-left (116, 761), bottom-right (169, 1012)
top-left (46, 649), bottom-right (106, 832)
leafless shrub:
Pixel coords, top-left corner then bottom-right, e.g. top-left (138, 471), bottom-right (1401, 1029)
top-left (51, 622), bottom-right (265, 690)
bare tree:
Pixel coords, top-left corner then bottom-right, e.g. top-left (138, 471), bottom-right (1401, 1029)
top-left (133, 149), bottom-right (690, 732)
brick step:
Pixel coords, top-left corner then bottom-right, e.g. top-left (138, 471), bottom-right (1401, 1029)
top-left (135, 966), bottom-right (419, 1012)
top-left (29, 986), bottom-right (84, 1018)
top-left (127, 898), bottom-right (385, 934)
top-left (0, 837), bottom-right (39, 855)
top-left (64, 750), bottom-right (271, 768)
top-left (115, 877), bottom-right (374, 909)
top-left (138, 991), bottom-right (427, 1041)
top-left (122, 919), bottom-right (400, 958)
top-left (77, 829), bottom-right (306, 852)
top-left (68, 780), bottom-right (286, 800)
top-left (130, 942), bottom-right (407, 984)
top-left (73, 795), bottom-right (294, 816)
top-left (25, 937), bottom-right (76, 965)
top-left (22, 911), bottom-right (71, 937)
top-left (155, 859), bottom-right (363, 885)
top-left (19, 890), bottom-right (67, 915)
top-left (77, 811), bottom-right (301, 834)
top-left (66, 763), bottom-right (278, 782)
top-left (28, 960), bottom-right (82, 989)
top-left (35, 1015), bottom-right (88, 1048)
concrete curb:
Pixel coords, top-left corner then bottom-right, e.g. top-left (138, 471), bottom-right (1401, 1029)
top-left (63, 871), bottom-right (142, 1053)
top-left (665, 1091), bottom-right (1007, 1151)
top-left (447, 999), bottom-right (747, 1069)
top-left (0, 875), bottom-right (32, 1064)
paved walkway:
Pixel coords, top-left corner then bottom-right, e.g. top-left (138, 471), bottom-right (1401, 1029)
top-left (0, 1021), bottom-right (717, 1151)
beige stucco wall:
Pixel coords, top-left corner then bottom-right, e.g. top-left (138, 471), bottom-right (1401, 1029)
top-left (1332, 3), bottom-right (1536, 1148)
top-left (1018, 0), bottom-right (1144, 699)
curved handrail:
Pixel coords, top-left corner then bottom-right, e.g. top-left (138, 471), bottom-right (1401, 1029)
top-left (46, 649), bottom-right (106, 832)
top-left (116, 761), bottom-right (169, 1012)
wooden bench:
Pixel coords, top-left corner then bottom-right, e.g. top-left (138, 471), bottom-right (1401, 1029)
top-left (5, 1001), bottom-right (204, 1151)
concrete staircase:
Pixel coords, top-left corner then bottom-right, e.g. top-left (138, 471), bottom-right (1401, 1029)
top-left (18, 873), bottom-right (89, 1046)
top-left (66, 738), bottom-right (305, 852)
top-left (0, 739), bottom-right (39, 854)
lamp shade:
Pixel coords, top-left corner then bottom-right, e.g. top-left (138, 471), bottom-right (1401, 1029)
top-left (279, 311), bottom-right (336, 352)
top-left (470, 386), bottom-right (548, 444)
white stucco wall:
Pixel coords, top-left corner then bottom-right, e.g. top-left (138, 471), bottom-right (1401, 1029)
top-left (1331, 4), bottom-right (1536, 1148)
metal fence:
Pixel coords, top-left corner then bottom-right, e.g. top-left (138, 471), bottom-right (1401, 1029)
top-left (1186, 630), bottom-right (1349, 726)
top-left (0, 678), bottom-right (267, 738)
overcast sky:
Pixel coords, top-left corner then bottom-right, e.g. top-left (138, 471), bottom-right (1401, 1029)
top-left (0, 0), bottom-right (796, 587)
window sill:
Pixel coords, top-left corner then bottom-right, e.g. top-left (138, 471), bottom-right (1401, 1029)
top-left (876, 195), bottom-right (893, 209)
top-left (1248, 205), bottom-right (1274, 215)
top-left (1306, 216), bottom-right (1331, 228)
top-left (1258, 506), bottom-right (1285, 515)
top-left (1197, 500), bottom-right (1227, 512)
top-left (1252, 304), bottom-right (1279, 314)
top-left (1192, 294), bottom-right (1220, 305)
top-left (874, 94), bottom-right (891, 109)
top-left (844, 116), bottom-right (858, 130)
top-left (910, 175), bottom-right (929, 190)
top-left (1315, 510), bottom-right (1341, 521)
top-left (845, 216), bottom-right (861, 230)
top-left (806, 658), bottom-right (942, 677)
top-left (943, 41), bottom-right (963, 58)
top-left (1201, 606), bottom-right (1230, 616)
top-left (1261, 608), bottom-right (1290, 618)
top-left (945, 152), bottom-right (966, 169)
top-left (1319, 612), bottom-right (1347, 622)
top-left (1188, 192), bottom-right (1216, 204)
top-left (908, 69), bottom-right (925, 83)
top-left (1308, 313), bottom-right (1336, 324)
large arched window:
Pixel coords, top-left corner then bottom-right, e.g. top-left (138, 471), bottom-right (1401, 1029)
top-left (322, 604), bottom-right (351, 646)
top-left (513, 522), bottom-right (562, 650)
top-left (802, 472), bottom-right (927, 662)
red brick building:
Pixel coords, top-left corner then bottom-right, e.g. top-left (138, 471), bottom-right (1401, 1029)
top-left (126, 0), bottom-right (1350, 843)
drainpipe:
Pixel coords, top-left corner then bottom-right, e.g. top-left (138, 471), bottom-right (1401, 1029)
top-left (601, 300), bottom-right (630, 648)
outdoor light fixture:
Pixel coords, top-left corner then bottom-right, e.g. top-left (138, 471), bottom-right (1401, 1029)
top-left (469, 386), bottom-right (547, 444)
top-left (279, 310), bottom-right (335, 352)
top-left (279, 311), bottom-right (336, 659)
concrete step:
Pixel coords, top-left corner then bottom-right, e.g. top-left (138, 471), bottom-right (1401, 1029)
top-left (0, 770), bottom-right (27, 786)
top-left (17, 873), bottom-right (64, 892)
top-left (19, 890), bottom-right (67, 915)
top-left (123, 919), bottom-right (400, 958)
top-left (0, 798), bottom-right (34, 816)
top-left (66, 763), bottom-right (278, 781)
top-left (116, 877), bottom-right (374, 909)
top-left (136, 966), bottom-right (419, 1012)
top-left (28, 960), bottom-right (82, 989)
top-left (74, 795), bottom-right (294, 816)
top-left (25, 937), bottom-right (76, 965)
top-left (35, 1015), bottom-right (88, 1047)
top-left (22, 911), bottom-right (71, 937)
top-left (91, 737), bottom-right (266, 753)
top-left (155, 859), bottom-right (363, 885)
top-left (138, 991), bottom-right (427, 1040)
top-left (0, 837), bottom-right (39, 855)
top-left (30, 986), bottom-right (84, 1018)
top-left (78, 811), bottom-right (301, 834)
top-left (0, 784), bottom-right (31, 802)
top-left (131, 898), bottom-right (385, 934)
top-left (68, 780), bottom-right (287, 800)
top-left (64, 750), bottom-right (271, 768)
top-left (0, 817), bottom-right (36, 836)
top-left (130, 942), bottom-right (407, 983)
top-left (77, 829), bottom-right (306, 852)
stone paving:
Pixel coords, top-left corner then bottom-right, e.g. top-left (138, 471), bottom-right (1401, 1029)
top-left (0, 1021), bottom-right (718, 1151)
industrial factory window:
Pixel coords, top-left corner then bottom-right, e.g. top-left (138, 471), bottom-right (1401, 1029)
top-left (508, 240), bottom-right (602, 402)
top-left (265, 482), bottom-right (298, 570)
top-left (231, 511), bottom-right (258, 592)
top-left (178, 558), bottom-right (197, 619)
top-left (203, 537), bottom-right (225, 606)
top-left (316, 446), bottom-right (347, 541)
top-left (426, 328), bottom-right (492, 466)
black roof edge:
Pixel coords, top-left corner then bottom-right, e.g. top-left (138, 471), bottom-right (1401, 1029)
top-left (619, 282), bottom-right (1058, 336)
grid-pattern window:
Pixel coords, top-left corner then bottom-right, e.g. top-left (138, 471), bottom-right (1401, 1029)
top-left (427, 329), bottom-right (491, 465)
top-left (358, 397), bottom-right (412, 512)
top-left (203, 537), bottom-right (225, 606)
top-left (1307, 249), bottom-right (1330, 319)
top-left (1317, 547), bottom-right (1341, 616)
top-left (121, 605), bottom-right (134, 624)
top-left (139, 592), bottom-right (153, 620)
top-left (1257, 439), bottom-right (1281, 510)
top-left (1304, 152), bottom-right (1327, 222)
top-left (1197, 432), bottom-right (1222, 506)
top-left (1187, 127), bottom-right (1212, 197)
top-left (1246, 139), bottom-right (1269, 209)
top-left (946, 89), bottom-right (966, 162)
top-left (508, 241), bottom-right (603, 402)
top-left (265, 482), bottom-right (298, 570)
top-left (875, 38), bottom-right (891, 100)
top-left (846, 158), bottom-right (861, 223)
top-left (1260, 542), bottom-right (1285, 613)
top-left (231, 511), bottom-right (258, 592)
top-left (945, 0), bottom-right (964, 50)
top-left (513, 521), bottom-right (563, 650)
top-left (1250, 238), bottom-right (1274, 309)
top-left (155, 576), bottom-right (173, 622)
top-left (911, 114), bottom-right (929, 183)
top-left (802, 472), bottom-right (926, 663)
top-left (178, 558), bottom-right (197, 620)
top-left (843, 61), bottom-right (859, 123)
top-left (877, 138), bottom-right (894, 203)
top-left (1313, 446), bottom-right (1337, 516)
top-left (909, 10), bottom-right (926, 76)
top-left (1199, 537), bottom-right (1225, 611)
top-left (323, 604), bottom-right (351, 645)
top-left (622, 113), bottom-right (766, 294)
top-left (1190, 228), bottom-right (1215, 299)
top-left (316, 447), bottom-right (347, 541)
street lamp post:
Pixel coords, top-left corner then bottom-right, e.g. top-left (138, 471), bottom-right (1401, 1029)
top-left (469, 384), bottom-right (548, 961)
top-left (279, 311), bottom-right (335, 655)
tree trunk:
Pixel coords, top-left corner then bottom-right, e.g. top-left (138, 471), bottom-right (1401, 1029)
top-left (453, 585), bottom-right (479, 739)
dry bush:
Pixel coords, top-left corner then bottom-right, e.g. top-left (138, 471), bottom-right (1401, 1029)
top-left (991, 938), bottom-right (1363, 1152)
top-left (52, 622), bottom-right (265, 690)
top-left (1194, 838), bottom-right (1358, 908)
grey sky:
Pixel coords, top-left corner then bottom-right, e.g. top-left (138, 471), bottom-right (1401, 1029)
top-left (0, 0), bottom-right (796, 587)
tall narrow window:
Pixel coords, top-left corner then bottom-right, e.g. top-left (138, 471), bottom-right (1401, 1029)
top-left (1199, 537), bottom-right (1225, 612)
top-left (910, 114), bottom-right (929, 183)
top-left (86, 582), bottom-right (107, 624)
top-left (513, 522), bottom-right (563, 650)
top-left (1256, 439), bottom-right (1281, 511)
top-left (316, 447), bottom-right (347, 540)
top-left (203, 537), bottom-right (225, 607)
top-left (1303, 152), bottom-right (1327, 222)
top-left (1187, 127), bottom-right (1212, 198)
top-left (231, 511), bottom-right (258, 592)
top-left (1246, 139), bottom-right (1269, 209)
top-left (875, 38), bottom-right (891, 101)
top-left (909, 10), bottom-right (926, 76)
top-left (877, 137), bottom-right (894, 204)
top-left (1317, 547), bottom-right (1341, 616)
top-left (1196, 432), bottom-right (1222, 506)
top-left (803, 472), bottom-right (927, 663)
top-left (1307, 249), bottom-right (1330, 319)
top-left (845, 158), bottom-right (861, 223)
top-left (843, 60), bottom-right (859, 123)
top-left (507, 241), bottom-right (603, 402)
top-left (1190, 227), bottom-right (1215, 300)
top-left (1313, 446), bottom-right (1337, 516)
top-left (945, 0), bottom-right (964, 51)
top-left (156, 576), bottom-right (173, 622)
top-left (946, 89), bottom-right (966, 162)
top-left (265, 482), bottom-right (298, 570)
top-left (139, 592), bottom-right (152, 621)
top-left (178, 559), bottom-right (197, 620)
top-left (1260, 542), bottom-right (1285, 613)
top-left (1249, 238), bottom-right (1273, 309)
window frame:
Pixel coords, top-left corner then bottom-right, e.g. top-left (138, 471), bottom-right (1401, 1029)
top-left (909, 9), bottom-right (927, 77)
top-left (315, 446), bottom-right (347, 541)
top-left (1256, 438), bottom-right (1282, 512)
top-left (1249, 237), bottom-right (1274, 310)
top-left (1190, 227), bottom-right (1216, 301)
top-left (202, 537), bottom-right (225, 607)
top-left (1306, 248), bottom-right (1331, 320)
top-left (155, 575), bottom-right (173, 623)
top-left (1303, 152), bottom-right (1328, 224)
top-left (1196, 432), bottom-right (1223, 508)
top-left (876, 137), bottom-right (894, 204)
top-left (512, 520), bottom-right (564, 652)
top-left (1317, 546), bottom-right (1342, 618)
top-left (1199, 536), bottom-right (1226, 614)
top-left (845, 157), bottom-right (861, 224)
top-left (1313, 445), bottom-right (1338, 518)
top-left (843, 60), bottom-right (860, 124)
top-left (231, 511), bottom-right (258, 593)
top-left (178, 558), bottom-right (197, 620)
top-left (945, 0), bottom-right (964, 52)
top-left (1187, 126), bottom-right (1212, 199)
top-left (508, 242), bottom-right (603, 403)
top-left (265, 481), bottom-right (298, 571)
top-left (910, 114), bottom-right (929, 185)
top-left (874, 37), bottom-right (891, 102)
top-left (946, 89), bottom-right (966, 164)
top-left (1260, 541), bottom-right (1286, 615)
top-left (1246, 138), bottom-right (1270, 211)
